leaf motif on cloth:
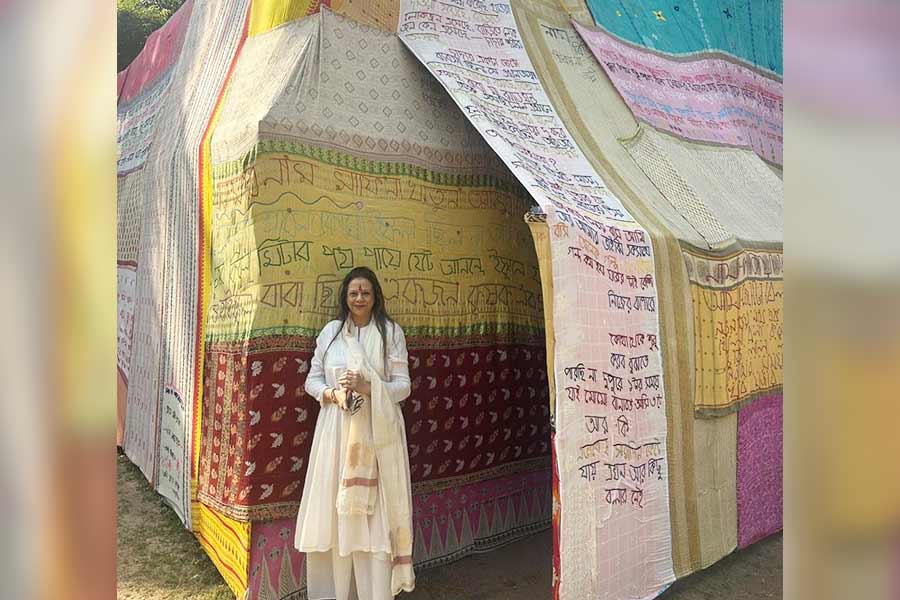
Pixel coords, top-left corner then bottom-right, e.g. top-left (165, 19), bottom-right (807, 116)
top-left (272, 383), bottom-right (285, 398)
top-left (281, 480), bottom-right (301, 497)
top-left (270, 433), bottom-right (283, 448)
top-left (252, 361), bottom-right (263, 376)
top-left (248, 433), bottom-right (262, 450)
top-left (239, 486), bottom-right (252, 501)
top-left (260, 484), bottom-right (274, 500)
top-left (294, 358), bottom-right (308, 374)
top-left (292, 432), bottom-right (308, 447)
top-left (290, 456), bottom-right (304, 472)
top-left (265, 457), bottom-right (283, 474)
top-left (294, 407), bottom-right (307, 422)
top-left (273, 357), bottom-right (288, 372)
top-left (271, 406), bottom-right (287, 421)
top-left (245, 461), bottom-right (256, 476)
top-left (250, 383), bottom-right (263, 400)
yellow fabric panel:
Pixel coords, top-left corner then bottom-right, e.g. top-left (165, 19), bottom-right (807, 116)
top-left (248, 0), bottom-right (323, 36)
top-left (195, 503), bottom-right (252, 597)
top-left (527, 218), bottom-right (556, 420)
top-left (208, 151), bottom-right (543, 340)
top-left (687, 249), bottom-right (784, 414)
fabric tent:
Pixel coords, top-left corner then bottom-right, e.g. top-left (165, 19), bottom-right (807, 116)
top-left (117, 1), bottom-right (782, 598)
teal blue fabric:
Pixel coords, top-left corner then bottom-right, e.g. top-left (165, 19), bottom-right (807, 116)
top-left (585, 0), bottom-right (782, 76)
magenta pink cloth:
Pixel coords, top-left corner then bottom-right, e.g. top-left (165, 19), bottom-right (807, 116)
top-left (118, 0), bottom-right (194, 104)
top-left (247, 469), bottom-right (551, 599)
top-left (736, 393), bottom-right (783, 548)
top-left (573, 20), bottom-right (783, 166)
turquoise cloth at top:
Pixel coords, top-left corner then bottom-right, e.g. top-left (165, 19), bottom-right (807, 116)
top-left (585, 0), bottom-right (782, 76)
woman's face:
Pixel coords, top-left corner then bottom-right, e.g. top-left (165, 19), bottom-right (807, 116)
top-left (346, 277), bottom-right (375, 323)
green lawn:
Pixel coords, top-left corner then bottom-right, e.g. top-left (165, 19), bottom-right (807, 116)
top-left (117, 452), bottom-right (233, 600)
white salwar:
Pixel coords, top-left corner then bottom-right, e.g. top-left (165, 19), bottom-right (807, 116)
top-left (295, 319), bottom-right (414, 600)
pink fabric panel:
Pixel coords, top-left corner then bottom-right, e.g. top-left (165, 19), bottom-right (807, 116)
top-left (118, 0), bottom-right (194, 104)
top-left (736, 392), bottom-right (783, 548)
top-left (573, 21), bottom-right (783, 166)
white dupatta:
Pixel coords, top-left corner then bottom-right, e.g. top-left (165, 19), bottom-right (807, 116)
top-left (342, 321), bottom-right (416, 594)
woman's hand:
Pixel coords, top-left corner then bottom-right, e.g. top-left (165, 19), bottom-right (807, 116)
top-left (325, 387), bottom-right (349, 410)
top-left (339, 369), bottom-right (371, 397)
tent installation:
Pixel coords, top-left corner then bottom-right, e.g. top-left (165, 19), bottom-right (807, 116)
top-left (117, 1), bottom-right (783, 599)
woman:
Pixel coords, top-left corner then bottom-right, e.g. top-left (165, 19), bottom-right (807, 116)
top-left (295, 267), bottom-right (416, 600)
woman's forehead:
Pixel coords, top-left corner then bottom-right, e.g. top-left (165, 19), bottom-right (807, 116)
top-left (348, 277), bottom-right (373, 291)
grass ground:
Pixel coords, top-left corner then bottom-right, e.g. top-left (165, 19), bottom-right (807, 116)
top-left (118, 451), bottom-right (782, 599)
top-left (117, 452), bottom-right (232, 600)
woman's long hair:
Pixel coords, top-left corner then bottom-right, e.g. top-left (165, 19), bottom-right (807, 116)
top-left (323, 266), bottom-right (395, 368)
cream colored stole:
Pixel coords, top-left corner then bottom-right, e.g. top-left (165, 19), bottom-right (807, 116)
top-left (336, 322), bottom-right (379, 516)
top-left (343, 321), bottom-right (416, 594)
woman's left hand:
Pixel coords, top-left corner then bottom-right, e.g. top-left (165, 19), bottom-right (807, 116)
top-left (339, 369), bottom-right (371, 395)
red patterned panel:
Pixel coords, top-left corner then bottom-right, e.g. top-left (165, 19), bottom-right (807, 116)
top-left (405, 345), bottom-right (551, 490)
top-left (199, 347), bottom-right (319, 521)
top-left (199, 341), bottom-right (550, 521)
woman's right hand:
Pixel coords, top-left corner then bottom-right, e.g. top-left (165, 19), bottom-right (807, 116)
top-left (326, 387), bottom-right (349, 410)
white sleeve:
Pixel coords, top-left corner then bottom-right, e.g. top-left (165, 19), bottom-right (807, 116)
top-left (304, 322), bottom-right (336, 405)
top-left (383, 323), bottom-right (411, 404)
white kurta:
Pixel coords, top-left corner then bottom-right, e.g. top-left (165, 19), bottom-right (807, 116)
top-left (295, 319), bottom-right (412, 600)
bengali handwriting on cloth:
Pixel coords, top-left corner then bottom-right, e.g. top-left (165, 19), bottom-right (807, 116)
top-left (399, 2), bottom-right (674, 599)
top-left (683, 248), bottom-right (784, 415)
top-left (202, 8), bottom-right (550, 529)
top-left (572, 21), bottom-right (783, 166)
top-left (122, 0), bottom-right (253, 531)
